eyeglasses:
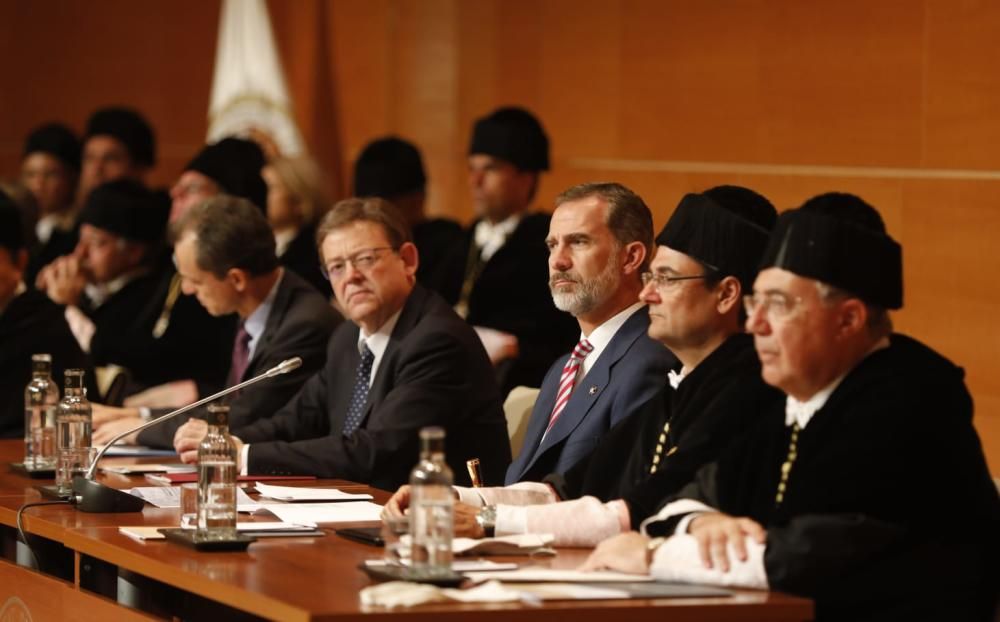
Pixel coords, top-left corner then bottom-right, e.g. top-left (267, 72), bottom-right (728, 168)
top-left (322, 246), bottom-right (397, 281)
top-left (742, 292), bottom-right (804, 320)
top-left (640, 271), bottom-right (708, 291)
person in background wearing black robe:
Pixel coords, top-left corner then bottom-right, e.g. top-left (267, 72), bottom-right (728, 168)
top-left (36, 180), bottom-right (231, 397)
top-left (21, 123), bottom-right (81, 285)
top-left (352, 136), bottom-right (462, 289)
top-left (0, 193), bottom-right (93, 437)
top-left (77, 106), bottom-right (157, 207)
top-left (584, 193), bottom-right (1000, 622)
top-left (428, 107), bottom-right (578, 395)
top-left (384, 185), bottom-right (784, 546)
top-left (262, 155), bottom-right (332, 295)
top-left (91, 195), bottom-right (339, 448)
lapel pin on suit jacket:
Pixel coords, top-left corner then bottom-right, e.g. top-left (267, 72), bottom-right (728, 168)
top-left (588, 386), bottom-right (599, 395)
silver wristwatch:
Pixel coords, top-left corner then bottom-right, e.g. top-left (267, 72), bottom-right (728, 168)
top-left (476, 504), bottom-right (497, 538)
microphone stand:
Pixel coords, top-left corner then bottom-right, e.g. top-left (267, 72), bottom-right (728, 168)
top-left (65, 357), bottom-right (303, 513)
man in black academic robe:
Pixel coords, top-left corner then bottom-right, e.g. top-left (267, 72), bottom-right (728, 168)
top-left (0, 195), bottom-right (93, 437)
top-left (429, 108), bottom-right (578, 394)
top-left (585, 193), bottom-right (1000, 622)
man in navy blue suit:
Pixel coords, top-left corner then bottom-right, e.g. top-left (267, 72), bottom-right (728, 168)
top-left (505, 182), bottom-right (675, 484)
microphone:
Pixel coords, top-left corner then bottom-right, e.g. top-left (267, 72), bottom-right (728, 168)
top-left (69, 357), bottom-right (303, 513)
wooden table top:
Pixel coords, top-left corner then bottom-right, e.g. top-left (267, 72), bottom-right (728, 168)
top-left (0, 440), bottom-right (814, 621)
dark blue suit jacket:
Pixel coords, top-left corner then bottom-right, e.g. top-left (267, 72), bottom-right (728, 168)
top-left (504, 306), bottom-right (675, 484)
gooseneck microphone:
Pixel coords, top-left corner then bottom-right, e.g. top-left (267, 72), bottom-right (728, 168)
top-left (71, 357), bottom-right (303, 513)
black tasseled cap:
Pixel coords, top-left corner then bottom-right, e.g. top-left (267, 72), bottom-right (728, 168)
top-left (655, 186), bottom-right (776, 291)
top-left (353, 136), bottom-right (427, 199)
top-left (23, 123), bottom-right (81, 171)
top-left (759, 192), bottom-right (903, 309)
top-left (80, 179), bottom-right (167, 243)
top-left (84, 107), bottom-right (156, 168)
top-left (185, 137), bottom-right (267, 211)
top-left (468, 107), bottom-right (550, 172)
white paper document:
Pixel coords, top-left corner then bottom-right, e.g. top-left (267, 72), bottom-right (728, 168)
top-left (257, 501), bottom-right (383, 526)
top-left (462, 568), bottom-right (653, 583)
top-left (254, 482), bottom-right (373, 502)
top-left (128, 486), bottom-right (256, 510)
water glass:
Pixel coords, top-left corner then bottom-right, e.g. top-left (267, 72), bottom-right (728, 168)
top-left (56, 447), bottom-right (97, 495)
top-left (381, 515), bottom-right (410, 566)
top-left (180, 483), bottom-right (199, 528)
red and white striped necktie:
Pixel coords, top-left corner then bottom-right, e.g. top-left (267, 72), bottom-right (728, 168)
top-left (546, 339), bottom-right (594, 433)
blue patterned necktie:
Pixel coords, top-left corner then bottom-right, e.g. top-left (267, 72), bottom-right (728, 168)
top-left (342, 343), bottom-right (375, 437)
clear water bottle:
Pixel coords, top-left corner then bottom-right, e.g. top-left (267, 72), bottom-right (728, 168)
top-left (197, 404), bottom-right (237, 540)
top-left (24, 354), bottom-right (59, 468)
top-left (409, 427), bottom-right (454, 577)
top-left (56, 369), bottom-right (91, 452)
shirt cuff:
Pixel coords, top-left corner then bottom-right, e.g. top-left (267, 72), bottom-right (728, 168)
top-left (240, 444), bottom-right (250, 476)
top-left (650, 533), bottom-right (769, 589)
top-left (640, 498), bottom-right (717, 536)
top-left (495, 505), bottom-right (527, 536)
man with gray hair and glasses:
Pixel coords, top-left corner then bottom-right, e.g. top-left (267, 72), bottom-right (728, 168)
top-left (584, 192), bottom-right (999, 622)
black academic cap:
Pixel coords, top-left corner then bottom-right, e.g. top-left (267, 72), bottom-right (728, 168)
top-left (80, 179), bottom-right (167, 243)
top-left (468, 107), bottom-right (550, 172)
top-left (84, 107), bottom-right (156, 168)
top-left (759, 192), bottom-right (903, 309)
top-left (23, 123), bottom-right (81, 171)
top-left (353, 136), bottom-right (427, 199)
top-left (655, 187), bottom-right (776, 291)
top-left (185, 138), bottom-right (267, 211)
top-left (0, 190), bottom-right (24, 254)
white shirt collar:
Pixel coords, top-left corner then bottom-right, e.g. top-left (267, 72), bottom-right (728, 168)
top-left (243, 269), bottom-right (284, 360)
top-left (577, 302), bottom-right (645, 381)
top-left (84, 268), bottom-right (147, 308)
top-left (667, 369), bottom-right (685, 389)
top-left (474, 214), bottom-right (521, 261)
top-left (784, 336), bottom-right (892, 429)
top-left (357, 308), bottom-right (403, 388)
top-left (273, 229), bottom-right (297, 258)
top-left (35, 211), bottom-right (76, 244)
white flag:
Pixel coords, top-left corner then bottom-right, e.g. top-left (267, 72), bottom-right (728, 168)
top-left (207, 0), bottom-right (305, 155)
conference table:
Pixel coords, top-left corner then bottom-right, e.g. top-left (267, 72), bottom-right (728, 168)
top-left (0, 440), bottom-right (814, 621)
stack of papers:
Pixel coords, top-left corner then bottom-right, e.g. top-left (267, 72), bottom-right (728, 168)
top-left (128, 486), bottom-right (257, 510)
top-left (254, 482), bottom-right (373, 502)
top-left (119, 522), bottom-right (322, 542)
top-left (452, 534), bottom-right (555, 557)
top-left (257, 501), bottom-right (383, 526)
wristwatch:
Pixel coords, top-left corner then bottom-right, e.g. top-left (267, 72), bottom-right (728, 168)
top-left (475, 504), bottom-right (497, 538)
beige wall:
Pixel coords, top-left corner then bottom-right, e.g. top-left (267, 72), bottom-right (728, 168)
top-left (1, 0), bottom-right (997, 472)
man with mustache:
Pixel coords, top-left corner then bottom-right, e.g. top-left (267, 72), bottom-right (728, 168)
top-left (505, 182), bottom-right (675, 484)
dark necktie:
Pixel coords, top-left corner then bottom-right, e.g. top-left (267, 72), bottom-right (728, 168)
top-left (342, 343), bottom-right (375, 437)
top-left (228, 323), bottom-right (252, 387)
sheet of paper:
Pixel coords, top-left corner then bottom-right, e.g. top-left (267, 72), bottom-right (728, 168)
top-left (254, 482), bottom-right (373, 502)
top-left (99, 445), bottom-right (178, 457)
top-left (363, 559), bottom-right (518, 572)
top-left (463, 568), bottom-right (653, 583)
top-left (128, 486), bottom-right (256, 509)
top-left (119, 522), bottom-right (319, 542)
top-left (256, 501), bottom-right (383, 526)
top-left (102, 464), bottom-right (194, 475)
